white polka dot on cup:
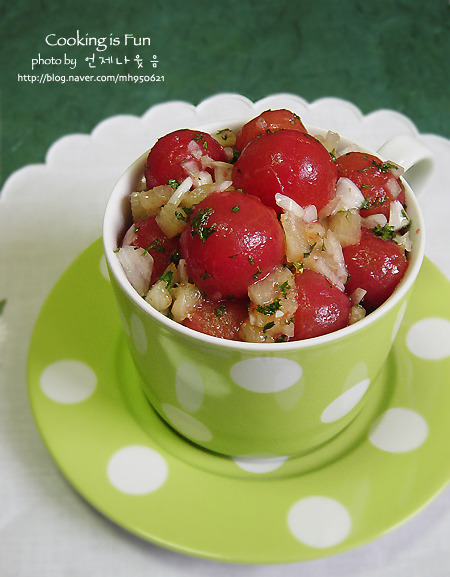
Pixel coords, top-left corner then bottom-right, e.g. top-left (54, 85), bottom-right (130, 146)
top-left (40, 359), bottom-right (97, 403)
top-left (175, 362), bottom-right (204, 413)
top-left (287, 496), bottom-right (352, 548)
top-left (391, 301), bottom-right (407, 342)
top-left (130, 313), bottom-right (147, 355)
top-left (107, 445), bottom-right (168, 495)
top-left (233, 455), bottom-right (288, 473)
top-left (321, 379), bottom-right (370, 423)
top-left (230, 357), bottom-right (302, 393)
top-left (406, 317), bottom-right (450, 360)
top-left (161, 403), bottom-right (212, 443)
top-left (369, 407), bottom-right (428, 452)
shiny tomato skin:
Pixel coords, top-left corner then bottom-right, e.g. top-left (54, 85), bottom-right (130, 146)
top-left (343, 229), bottom-right (409, 311)
top-left (179, 190), bottom-right (285, 300)
top-left (145, 129), bottom-right (227, 189)
top-left (235, 109), bottom-right (308, 152)
top-left (336, 152), bottom-right (405, 218)
top-left (130, 216), bottom-right (180, 284)
top-left (183, 298), bottom-right (248, 340)
top-left (232, 130), bottom-right (337, 213)
top-left (293, 269), bottom-right (351, 340)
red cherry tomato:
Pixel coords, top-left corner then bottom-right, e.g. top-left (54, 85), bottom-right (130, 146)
top-left (183, 298), bottom-right (248, 340)
top-left (343, 229), bottom-right (409, 311)
top-left (130, 216), bottom-right (180, 284)
top-left (232, 130), bottom-right (337, 213)
top-left (336, 152), bottom-right (405, 218)
top-left (235, 109), bottom-right (308, 152)
top-left (293, 269), bottom-right (351, 340)
top-left (145, 129), bottom-right (227, 189)
top-left (179, 190), bottom-right (285, 300)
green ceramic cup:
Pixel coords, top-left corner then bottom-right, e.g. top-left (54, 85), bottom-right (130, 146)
top-left (103, 119), bottom-right (429, 458)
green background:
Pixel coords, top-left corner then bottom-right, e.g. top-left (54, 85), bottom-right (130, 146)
top-left (1, 0), bottom-right (449, 188)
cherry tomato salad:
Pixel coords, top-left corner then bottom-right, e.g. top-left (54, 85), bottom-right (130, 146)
top-left (117, 109), bottom-right (412, 343)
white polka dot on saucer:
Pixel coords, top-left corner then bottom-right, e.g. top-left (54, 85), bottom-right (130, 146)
top-left (287, 496), bottom-right (352, 548)
top-left (40, 359), bottom-right (97, 403)
top-left (107, 445), bottom-right (168, 495)
top-left (369, 407), bottom-right (428, 452)
top-left (406, 317), bottom-right (450, 360)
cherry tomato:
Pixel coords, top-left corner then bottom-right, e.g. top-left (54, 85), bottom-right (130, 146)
top-left (145, 129), bottom-right (228, 189)
top-left (179, 190), bottom-right (285, 300)
top-left (293, 269), bottom-right (351, 340)
top-left (342, 229), bottom-right (409, 311)
top-left (336, 152), bottom-right (405, 218)
top-left (130, 216), bottom-right (180, 284)
top-left (183, 298), bottom-right (248, 340)
top-left (235, 109), bottom-right (308, 152)
top-left (232, 130), bottom-right (337, 213)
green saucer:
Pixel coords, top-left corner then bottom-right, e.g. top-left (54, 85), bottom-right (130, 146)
top-left (27, 239), bottom-right (450, 564)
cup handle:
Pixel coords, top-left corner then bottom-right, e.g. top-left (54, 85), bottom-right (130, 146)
top-left (377, 134), bottom-right (434, 196)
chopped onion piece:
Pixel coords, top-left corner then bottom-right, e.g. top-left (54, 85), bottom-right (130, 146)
top-left (167, 176), bottom-right (193, 206)
top-left (350, 287), bottom-right (367, 306)
top-left (117, 246), bottom-right (153, 296)
top-left (387, 161), bottom-right (404, 178)
top-left (335, 177), bottom-right (365, 210)
top-left (171, 283), bottom-right (203, 323)
top-left (321, 177), bottom-right (364, 217)
top-left (349, 305), bottom-right (366, 324)
top-left (122, 222), bottom-right (138, 246)
top-left (201, 156), bottom-right (229, 169)
top-left (394, 231), bottom-right (413, 252)
top-left (177, 259), bottom-right (188, 284)
top-left (187, 139), bottom-right (204, 159)
top-left (303, 230), bottom-right (348, 291)
top-left (197, 171), bottom-right (213, 186)
top-left (303, 205), bottom-right (318, 223)
top-left (224, 146), bottom-right (235, 161)
top-left (328, 210), bottom-right (362, 247)
top-left (303, 204), bottom-right (317, 223)
top-left (362, 214), bottom-right (387, 229)
top-left (156, 203), bottom-right (188, 238)
top-left (275, 193), bottom-right (318, 223)
top-left (212, 180), bottom-right (233, 193)
top-left (181, 159), bottom-right (200, 180)
top-left (389, 200), bottom-right (410, 231)
top-left (146, 280), bottom-right (172, 312)
top-left (386, 177), bottom-right (402, 198)
top-left (280, 212), bottom-right (310, 262)
top-left (275, 193), bottom-right (305, 218)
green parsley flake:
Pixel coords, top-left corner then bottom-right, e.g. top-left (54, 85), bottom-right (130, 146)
top-left (231, 205), bottom-right (240, 213)
top-left (167, 179), bottom-right (179, 189)
top-left (146, 238), bottom-right (164, 253)
top-left (263, 321), bottom-right (275, 333)
top-left (360, 196), bottom-right (387, 210)
top-left (359, 159), bottom-right (400, 174)
top-left (278, 281), bottom-right (291, 298)
top-left (255, 299), bottom-right (282, 315)
top-left (159, 270), bottom-right (173, 289)
top-left (213, 304), bottom-right (227, 317)
top-left (275, 334), bottom-right (289, 342)
top-left (190, 207), bottom-right (216, 242)
top-left (253, 266), bottom-right (262, 280)
top-left (372, 223), bottom-right (396, 241)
